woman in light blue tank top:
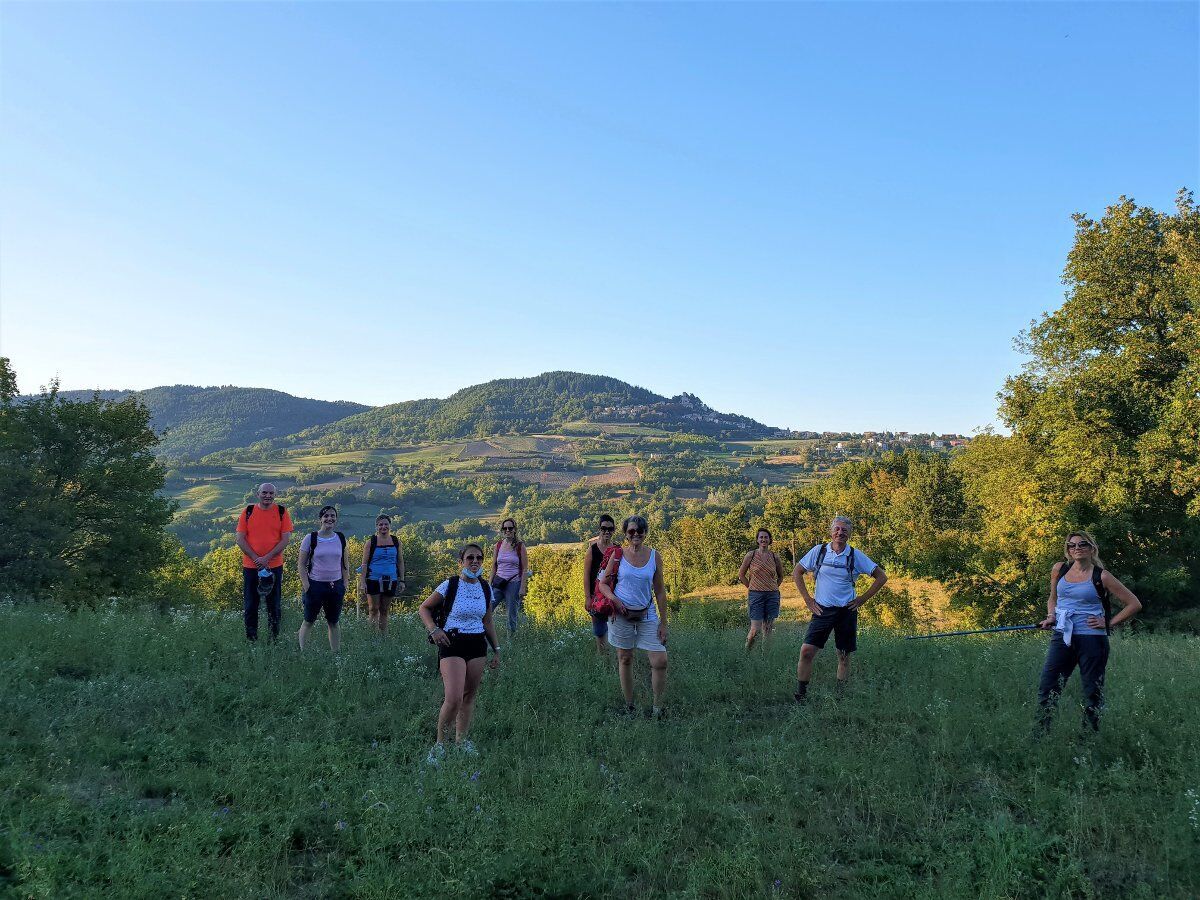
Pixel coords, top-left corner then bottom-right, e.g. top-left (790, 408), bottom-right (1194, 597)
top-left (1035, 531), bottom-right (1141, 731)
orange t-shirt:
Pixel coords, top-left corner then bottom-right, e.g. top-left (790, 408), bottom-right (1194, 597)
top-left (236, 504), bottom-right (294, 568)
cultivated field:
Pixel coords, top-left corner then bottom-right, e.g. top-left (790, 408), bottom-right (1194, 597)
top-left (2, 603), bottom-right (1196, 898)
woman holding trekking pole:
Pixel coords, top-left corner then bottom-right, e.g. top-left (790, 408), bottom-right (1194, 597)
top-left (1036, 530), bottom-right (1141, 731)
top-left (360, 515), bottom-right (404, 635)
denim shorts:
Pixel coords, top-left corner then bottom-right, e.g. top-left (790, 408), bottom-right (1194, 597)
top-left (303, 579), bottom-right (345, 625)
top-left (591, 612), bottom-right (609, 637)
top-left (748, 590), bottom-right (781, 622)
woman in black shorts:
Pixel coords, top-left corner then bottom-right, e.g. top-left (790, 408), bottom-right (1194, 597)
top-left (419, 544), bottom-right (500, 764)
top-left (359, 515), bottom-right (404, 635)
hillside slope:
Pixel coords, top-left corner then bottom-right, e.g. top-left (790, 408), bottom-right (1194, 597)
top-left (296, 372), bottom-right (786, 448)
top-left (51, 386), bottom-right (369, 458)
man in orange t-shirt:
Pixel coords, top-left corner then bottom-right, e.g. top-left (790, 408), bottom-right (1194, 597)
top-left (235, 483), bottom-right (294, 641)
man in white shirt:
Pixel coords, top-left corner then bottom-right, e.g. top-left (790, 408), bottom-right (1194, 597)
top-left (792, 516), bottom-right (887, 701)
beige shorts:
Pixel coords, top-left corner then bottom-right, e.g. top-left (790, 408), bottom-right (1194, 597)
top-left (608, 616), bottom-right (666, 652)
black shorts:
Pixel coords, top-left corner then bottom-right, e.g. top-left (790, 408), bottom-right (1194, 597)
top-left (804, 605), bottom-right (858, 653)
top-left (365, 578), bottom-right (398, 598)
top-left (303, 580), bottom-right (345, 625)
top-left (437, 631), bottom-right (488, 662)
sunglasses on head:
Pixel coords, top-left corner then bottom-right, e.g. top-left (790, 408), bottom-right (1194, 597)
top-left (1066, 541), bottom-right (1093, 549)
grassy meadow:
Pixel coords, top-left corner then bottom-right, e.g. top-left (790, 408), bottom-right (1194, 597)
top-left (2, 603), bottom-right (1196, 899)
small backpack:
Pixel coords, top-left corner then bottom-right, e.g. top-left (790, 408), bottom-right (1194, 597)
top-left (245, 503), bottom-right (286, 521)
top-left (588, 545), bottom-right (622, 617)
top-left (1053, 561), bottom-right (1112, 634)
top-left (304, 531), bottom-right (347, 574)
top-left (811, 543), bottom-right (856, 585)
top-left (429, 576), bottom-right (494, 643)
top-left (366, 534), bottom-right (401, 577)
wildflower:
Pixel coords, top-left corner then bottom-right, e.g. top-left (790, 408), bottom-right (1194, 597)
top-left (335, 820), bottom-right (347, 831)
top-left (470, 771), bottom-right (481, 781)
top-left (320, 801), bottom-right (330, 810)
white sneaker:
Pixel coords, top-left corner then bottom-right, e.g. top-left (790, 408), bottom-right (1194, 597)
top-left (425, 743), bottom-right (446, 767)
top-left (457, 739), bottom-right (479, 756)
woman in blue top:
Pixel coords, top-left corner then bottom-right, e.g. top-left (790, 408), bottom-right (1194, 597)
top-left (1036, 530), bottom-right (1141, 731)
top-left (359, 515), bottom-right (405, 635)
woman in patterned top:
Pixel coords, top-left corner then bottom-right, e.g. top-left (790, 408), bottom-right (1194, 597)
top-left (419, 544), bottom-right (501, 763)
top-left (737, 528), bottom-right (785, 650)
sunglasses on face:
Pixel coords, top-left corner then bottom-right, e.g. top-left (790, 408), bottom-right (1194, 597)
top-left (1066, 541), bottom-right (1093, 549)
top-left (463, 555), bottom-right (483, 562)
top-left (501, 527), bottom-right (515, 532)
top-left (599, 526), bottom-right (615, 533)
top-left (626, 529), bottom-right (645, 537)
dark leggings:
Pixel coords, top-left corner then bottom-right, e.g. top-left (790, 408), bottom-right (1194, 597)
top-left (1037, 633), bottom-right (1109, 731)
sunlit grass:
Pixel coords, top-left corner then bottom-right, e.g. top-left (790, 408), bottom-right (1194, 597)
top-left (2, 605), bottom-right (1196, 897)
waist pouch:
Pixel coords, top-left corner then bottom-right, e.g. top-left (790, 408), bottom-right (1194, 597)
top-left (620, 604), bottom-right (650, 622)
top-left (491, 576), bottom-right (512, 592)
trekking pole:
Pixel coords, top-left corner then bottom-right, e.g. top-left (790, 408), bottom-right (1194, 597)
top-left (906, 624), bottom-right (1043, 640)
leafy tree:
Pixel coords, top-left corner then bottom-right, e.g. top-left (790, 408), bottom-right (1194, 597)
top-left (959, 191), bottom-right (1200, 626)
top-left (0, 360), bottom-right (175, 603)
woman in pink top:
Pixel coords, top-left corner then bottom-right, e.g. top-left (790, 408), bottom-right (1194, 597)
top-left (491, 518), bottom-right (528, 634)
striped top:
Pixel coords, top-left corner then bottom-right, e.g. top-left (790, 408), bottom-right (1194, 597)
top-left (746, 550), bottom-right (782, 591)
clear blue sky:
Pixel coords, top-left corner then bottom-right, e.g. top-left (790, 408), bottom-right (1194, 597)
top-left (2, 2), bottom-right (1195, 433)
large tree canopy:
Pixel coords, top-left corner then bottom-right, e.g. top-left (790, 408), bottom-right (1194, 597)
top-left (0, 359), bottom-right (175, 602)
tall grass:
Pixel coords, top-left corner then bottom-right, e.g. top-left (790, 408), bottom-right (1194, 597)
top-left (1, 603), bottom-right (1196, 898)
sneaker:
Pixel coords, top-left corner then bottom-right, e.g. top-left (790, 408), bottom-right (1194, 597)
top-left (457, 739), bottom-right (479, 756)
top-left (616, 704), bottom-right (637, 718)
top-left (651, 706), bottom-right (667, 721)
top-left (794, 691), bottom-right (808, 704)
top-left (425, 743), bottom-right (446, 767)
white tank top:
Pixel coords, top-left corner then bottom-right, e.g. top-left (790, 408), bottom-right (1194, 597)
top-left (614, 549), bottom-right (658, 622)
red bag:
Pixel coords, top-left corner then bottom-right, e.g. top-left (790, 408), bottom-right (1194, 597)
top-left (587, 545), bottom-right (622, 617)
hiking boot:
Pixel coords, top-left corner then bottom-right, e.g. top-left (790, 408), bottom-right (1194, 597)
top-left (616, 703), bottom-right (637, 719)
top-left (651, 706), bottom-right (667, 721)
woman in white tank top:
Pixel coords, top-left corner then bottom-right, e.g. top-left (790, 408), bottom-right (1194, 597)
top-left (595, 515), bottom-right (669, 718)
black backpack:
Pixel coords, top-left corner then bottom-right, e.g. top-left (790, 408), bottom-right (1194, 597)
top-left (1053, 561), bottom-right (1112, 634)
top-left (429, 576), bottom-right (493, 642)
top-left (811, 543), bottom-right (856, 586)
top-left (367, 534), bottom-right (401, 571)
top-left (245, 503), bottom-right (286, 520)
top-left (304, 531), bottom-right (347, 574)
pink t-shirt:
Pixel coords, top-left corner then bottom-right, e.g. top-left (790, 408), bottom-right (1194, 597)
top-left (303, 533), bottom-right (344, 582)
top-left (494, 542), bottom-right (521, 580)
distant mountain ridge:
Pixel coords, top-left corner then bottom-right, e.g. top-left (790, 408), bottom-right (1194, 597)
top-left (50, 373), bottom-right (786, 458)
top-left (295, 372), bottom-right (786, 449)
top-left (48, 385), bottom-right (369, 459)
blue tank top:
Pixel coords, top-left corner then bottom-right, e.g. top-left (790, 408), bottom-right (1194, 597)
top-left (368, 542), bottom-right (398, 579)
top-left (1056, 574), bottom-right (1105, 636)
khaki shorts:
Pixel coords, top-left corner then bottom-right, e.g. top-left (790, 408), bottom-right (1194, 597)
top-left (608, 616), bottom-right (666, 652)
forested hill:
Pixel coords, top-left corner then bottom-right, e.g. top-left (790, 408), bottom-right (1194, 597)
top-left (295, 372), bottom-right (786, 448)
top-left (48, 386), bottom-right (369, 458)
